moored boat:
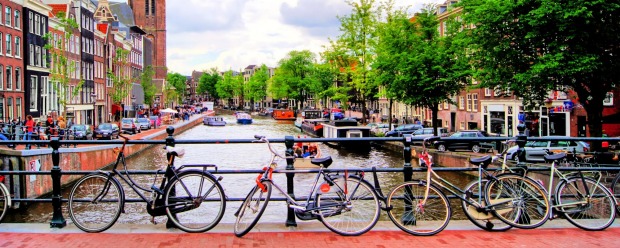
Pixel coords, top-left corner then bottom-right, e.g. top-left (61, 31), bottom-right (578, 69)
top-left (295, 110), bottom-right (324, 129)
top-left (272, 109), bottom-right (296, 120)
top-left (292, 142), bottom-right (322, 169)
top-left (301, 118), bottom-right (329, 137)
top-left (321, 119), bottom-right (371, 149)
top-left (204, 116), bottom-right (226, 126)
top-left (236, 113), bottom-right (253, 124)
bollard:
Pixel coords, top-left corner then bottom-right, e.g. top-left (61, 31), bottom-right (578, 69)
top-left (516, 124), bottom-right (527, 165)
top-left (164, 126), bottom-right (176, 228)
top-left (49, 137), bottom-right (66, 228)
top-left (284, 135), bottom-right (297, 227)
top-left (401, 135), bottom-right (414, 225)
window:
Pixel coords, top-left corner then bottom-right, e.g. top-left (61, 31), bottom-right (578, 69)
top-left (5, 33), bottom-right (10, 55)
top-left (14, 36), bottom-right (19, 57)
top-left (443, 101), bottom-right (448, 109)
top-left (15, 67), bottom-right (20, 90)
top-left (42, 48), bottom-right (47, 68)
top-left (30, 76), bottom-right (37, 110)
top-left (459, 96), bottom-right (465, 110)
top-left (7, 97), bottom-right (12, 119)
top-left (473, 93), bottom-right (478, 112)
top-left (5, 7), bottom-right (11, 26)
top-left (151, 0), bottom-right (156, 14)
top-left (485, 88), bottom-right (492, 97)
top-left (14, 10), bottom-right (19, 29)
top-left (6, 66), bottom-right (11, 90)
top-left (466, 94), bottom-right (472, 111)
top-left (29, 44), bottom-right (33, 65)
top-left (34, 46), bottom-right (40, 66)
top-left (0, 97), bottom-right (3, 120)
top-left (145, 0), bottom-right (149, 15)
top-left (34, 14), bottom-right (40, 35)
top-left (41, 16), bottom-right (46, 35)
top-left (16, 98), bottom-right (21, 120)
top-left (0, 65), bottom-right (3, 90)
top-left (0, 32), bottom-right (2, 54)
top-left (29, 12), bottom-right (33, 33)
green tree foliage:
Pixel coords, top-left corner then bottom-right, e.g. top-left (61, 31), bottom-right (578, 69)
top-left (108, 48), bottom-right (133, 105)
top-left (246, 64), bottom-right (270, 111)
top-left (216, 70), bottom-right (243, 108)
top-left (140, 65), bottom-right (156, 108)
top-left (268, 50), bottom-right (318, 110)
top-left (44, 11), bottom-right (83, 117)
top-left (166, 72), bottom-right (187, 105)
top-left (459, 0), bottom-right (620, 138)
top-left (197, 68), bottom-right (221, 100)
top-left (374, 4), bottom-right (470, 134)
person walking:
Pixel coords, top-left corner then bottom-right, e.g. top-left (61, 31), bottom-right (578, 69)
top-left (57, 116), bottom-right (67, 142)
top-left (24, 115), bottom-right (35, 150)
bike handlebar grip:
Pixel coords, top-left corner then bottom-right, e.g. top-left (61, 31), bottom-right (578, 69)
top-left (254, 135), bottom-right (265, 140)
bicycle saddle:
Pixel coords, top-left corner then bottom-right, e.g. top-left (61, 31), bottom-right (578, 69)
top-left (469, 155), bottom-right (492, 169)
top-left (544, 152), bottom-right (566, 162)
top-left (165, 146), bottom-right (185, 158)
top-left (310, 156), bottom-right (333, 168)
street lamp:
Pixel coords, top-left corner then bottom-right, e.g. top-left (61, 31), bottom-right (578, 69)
top-left (131, 95), bottom-right (137, 118)
top-left (91, 93), bottom-right (97, 127)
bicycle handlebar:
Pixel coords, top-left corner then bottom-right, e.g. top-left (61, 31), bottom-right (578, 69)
top-left (254, 135), bottom-right (286, 159)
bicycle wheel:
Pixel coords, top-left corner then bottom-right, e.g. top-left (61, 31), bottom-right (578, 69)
top-left (485, 174), bottom-right (549, 229)
top-left (234, 181), bottom-right (272, 237)
top-left (68, 173), bottom-right (123, 233)
top-left (386, 181), bottom-right (451, 236)
top-left (461, 179), bottom-right (511, 231)
top-left (556, 176), bottom-right (616, 231)
top-left (164, 171), bottom-right (226, 233)
top-left (0, 184), bottom-right (8, 222)
top-left (316, 176), bottom-right (380, 236)
top-left (610, 173), bottom-right (620, 214)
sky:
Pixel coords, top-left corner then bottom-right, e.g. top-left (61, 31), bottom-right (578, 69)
top-left (165, 0), bottom-right (447, 76)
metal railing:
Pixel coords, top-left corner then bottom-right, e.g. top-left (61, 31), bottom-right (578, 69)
top-left (1, 124), bottom-right (620, 229)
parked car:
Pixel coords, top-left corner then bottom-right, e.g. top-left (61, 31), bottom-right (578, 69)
top-left (136, 118), bottom-right (151, 130)
top-left (149, 116), bottom-right (161, 129)
top-left (411, 127), bottom-right (450, 145)
top-left (69, 124), bottom-right (93, 140)
top-left (367, 123), bottom-right (390, 135)
top-left (505, 139), bottom-right (590, 162)
top-left (94, 123), bottom-right (120, 140)
top-left (121, 118), bottom-right (141, 134)
top-left (384, 124), bottom-right (424, 137)
top-left (433, 130), bottom-right (494, 153)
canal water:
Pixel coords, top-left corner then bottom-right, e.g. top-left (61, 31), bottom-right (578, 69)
top-left (7, 114), bottom-right (474, 225)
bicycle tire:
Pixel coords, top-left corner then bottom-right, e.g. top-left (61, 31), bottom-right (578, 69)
top-left (386, 181), bottom-right (451, 236)
top-left (0, 183), bottom-right (8, 223)
top-left (316, 176), bottom-right (380, 236)
top-left (609, 173), bottom-right (620, 214)
top-left (485, 173), bottom-right (549, 229)
top-left (164, 171), bottom-right (226, 233)
top-left (68, 173), bottom-right (123, 233)
top-left (461, 179), bottom-right (512, 231)
top-left (556, 176), bottom-right (616, 231)
top-left (234, 181), bottom-right (272, 237)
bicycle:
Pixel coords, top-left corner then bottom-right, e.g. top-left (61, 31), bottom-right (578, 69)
top-left (233, 135), bottom-right (381, 237)
top-left (541, 152), bottom-right (616, 231)
top-left (68, 134), bottom-right (226, 233)
top-left (0, 174), bottom-right (10, 222)
top-left (383, 137), bottom-right (550, 236)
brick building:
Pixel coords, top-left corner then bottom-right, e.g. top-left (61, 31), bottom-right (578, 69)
top-left (0, 0), bottom-right (25, 121)
top-left (128, 0), bottom-right (165, 80)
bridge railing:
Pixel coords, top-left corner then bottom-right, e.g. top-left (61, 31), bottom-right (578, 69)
top-left (1, 125), bottom-right (620, 229)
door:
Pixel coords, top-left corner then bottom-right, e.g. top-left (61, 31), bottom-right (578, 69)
top-left (540, 116), bottom-right (549, 137)
top-left (450, 112), bottom-right (456, 132)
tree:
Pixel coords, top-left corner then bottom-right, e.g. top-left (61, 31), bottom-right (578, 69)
top-left (374, 5), bottom-right (470, 134)
top-left (197, 68), bottom-right (221, 101)
top-left (140, 65), bottom-right (156, 111)
top-left (108, 48), bottom-right (133, 120)
top-left (44, 11), bottom-right (83, 118)
top-left (216, 70), bottom-right (243, 108)
top-left (459, 0), bottom-right (620, 139)
top-left (268, 50), bottom-right (317, 110)
top-left (246, 64), bottom-right (270, 111)
top-left (166, 72), bottom-right (187, 106)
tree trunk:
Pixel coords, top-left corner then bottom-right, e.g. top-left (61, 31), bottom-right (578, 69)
top-left (584, 97), bottom-right (604, 151)
top-left (388, 99), bottom-right (394, 130)
top-left (432, 104), bottom-right (439, 137)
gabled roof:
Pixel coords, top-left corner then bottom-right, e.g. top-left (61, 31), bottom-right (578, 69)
top-left (245, 65), bottom-right (257, 70)
top-left (49, 4), bottom-right (67, 18)
top-left (109, 1), bottom-right (135, 26)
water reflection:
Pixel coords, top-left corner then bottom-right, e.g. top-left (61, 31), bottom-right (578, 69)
top-left (8, 114), bottom-right (475, 225)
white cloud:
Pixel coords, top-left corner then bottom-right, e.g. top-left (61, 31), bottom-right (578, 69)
top-left (166, 0), bottom-right (448, 75)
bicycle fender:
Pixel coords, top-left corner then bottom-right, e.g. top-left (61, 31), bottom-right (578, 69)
top-left (0, 184), bottom-right (11, 209)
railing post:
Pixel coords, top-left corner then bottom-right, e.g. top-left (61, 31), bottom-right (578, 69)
top-left (284, 135), bottom-right (297, 227)
top-left (49, 137), bottom-right (66, 228)
top-left (164, 126), bottom-right (176, 228)
top-left (516, 124), bottom-right (527, 165)
top-left (403, 135), bottom-right (413, 181)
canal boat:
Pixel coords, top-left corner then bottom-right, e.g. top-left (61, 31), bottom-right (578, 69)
top-left (203, 116), bottom-right (226, 126)
top-left (292, 142), bottom-right (323, 169)
top-left (236, 113), bottom-right (253, 125)
top-left (321, 119), bottom-right (371, 149)
top-left (294, 110), bottom-right (324, 129)
top-left (300, 118), bottom-right (330, 137)
top-left (272, 109), bottom-right (296, 120)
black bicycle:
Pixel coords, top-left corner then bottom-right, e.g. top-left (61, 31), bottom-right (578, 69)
top-left (68, 134), bottom-right (226, 233)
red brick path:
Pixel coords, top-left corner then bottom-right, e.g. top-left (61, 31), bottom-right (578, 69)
top-left (1, 228), bottom-right (619, 248)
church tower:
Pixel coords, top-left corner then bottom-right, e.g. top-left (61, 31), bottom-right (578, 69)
top-left (129, 0), bottom-right (167, 79)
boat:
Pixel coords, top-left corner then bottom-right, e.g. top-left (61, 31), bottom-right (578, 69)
top-left (203, 116), bottom-right (226, 126)
top-left (321, 119), bottom-right (372, 149)
top-left (236, 113), bottom-right (253, 125)
top-left (292, 142), bottom-right (322, 168)
top-left (272, 109), bottom-right (296, 120)
top-left (294, 110), bottom-right (324, 129)
top-left (300, 118), bottom-right (330, 137)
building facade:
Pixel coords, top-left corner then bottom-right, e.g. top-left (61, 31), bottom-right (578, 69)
top-left (128, 0), bottom-right (165, 79)
top-left (0, 0), bottom-right (25, 121)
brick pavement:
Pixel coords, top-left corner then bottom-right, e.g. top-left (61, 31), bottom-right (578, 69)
top-left (1, 228), bottom-right (619, 248)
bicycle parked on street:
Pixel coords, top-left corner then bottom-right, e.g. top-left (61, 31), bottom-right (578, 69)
top-left (234, 135), bottom-right (381, 237)
top-left (68, 134), bottom-right (226, 233)
top-left (0, 174), bottom-right (10, 223)
top-left (383, 137), bottom-right (550, 236)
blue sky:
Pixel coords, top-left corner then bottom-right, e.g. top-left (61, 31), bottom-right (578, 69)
top-left (165, 0), bottom-right (446, 75)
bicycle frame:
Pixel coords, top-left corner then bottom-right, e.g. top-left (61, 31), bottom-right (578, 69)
top-left (545, 159), bottom-right (594, 217)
